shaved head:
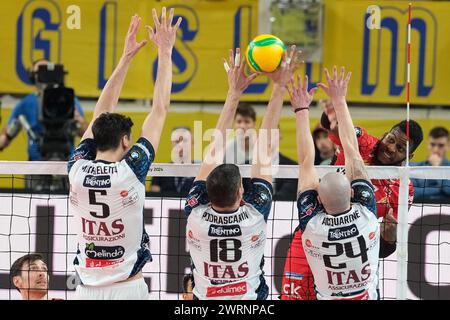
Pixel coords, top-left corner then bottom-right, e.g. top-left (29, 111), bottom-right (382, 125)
top-left (318, 172), bottom-right (351, 215)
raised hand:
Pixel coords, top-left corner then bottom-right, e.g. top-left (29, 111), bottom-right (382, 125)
top-left (287, 74), bottom-right (317, 112)
top-left (122, 15), bottom-right (148, 60)
top-left (146, 7), bottom-right (182, 53)
top-left (317, 66), bottom-right (352, 102)
top-left (381, 208), bottom-right (398, 244)
top-left (224, 48), bottom-right (259, 95)
top-left (265, 45), bottom-right (303, 88)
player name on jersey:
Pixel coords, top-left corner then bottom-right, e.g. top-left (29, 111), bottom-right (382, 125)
top-left (322, 210), bottom-right (360, 227)
top-left (201, 211), bottom-right (250, 224)
top-left (81, 164), bottom-right (118, 175)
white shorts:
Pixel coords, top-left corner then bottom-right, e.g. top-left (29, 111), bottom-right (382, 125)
top-left (75, 277), bottom-right (149, 300)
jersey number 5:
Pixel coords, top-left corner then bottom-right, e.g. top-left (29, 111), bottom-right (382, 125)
top-left (89, 189), bottom-right (110, 218)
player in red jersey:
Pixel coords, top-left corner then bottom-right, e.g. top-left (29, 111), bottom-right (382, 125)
top-left (280, 68), bottom-right (424, 300)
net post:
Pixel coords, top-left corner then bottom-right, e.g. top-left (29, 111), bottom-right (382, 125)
top-left (396, 166), bottom-right (410, 300)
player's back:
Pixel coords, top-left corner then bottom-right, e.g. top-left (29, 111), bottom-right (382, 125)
top-left (184, 179), bottom-right (273, 300)
top-left (302, 203), bottom-right (380, 300)
top-left (68, 138), bottom-right (154, 286)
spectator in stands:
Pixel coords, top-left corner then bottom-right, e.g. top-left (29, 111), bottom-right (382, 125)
top-left (312, 123), bottom-right (336, 165)
top-left (224, 103), bottom-right (258, 164)
top-left (0, 59), bottom-right (87, 159)
top-left (411, 126), bottom-right (450, 203)
top-left (11, 253), bottom-right (49, 300)
top-left (150, 126), bottom-right (196, 197)
top-left (182, 273), bottom-right (194, 300)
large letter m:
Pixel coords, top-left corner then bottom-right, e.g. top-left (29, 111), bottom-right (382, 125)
top-left (361, 7), bottom-right (436, 97)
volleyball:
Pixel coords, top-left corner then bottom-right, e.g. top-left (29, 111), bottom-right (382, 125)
top-left (245, 34), bottom-right (286, 73)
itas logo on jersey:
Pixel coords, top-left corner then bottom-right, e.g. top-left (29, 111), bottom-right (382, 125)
top-left (84, 243), bottom-right (125, 260)
top-left (208, 224), bottom-right (242, 237)
top-left (83, 175), bottom-right (111, 188)
top-left (328, 224), bottom-right (359, 241)
top-left (206, 281), bottom-right (248, 298)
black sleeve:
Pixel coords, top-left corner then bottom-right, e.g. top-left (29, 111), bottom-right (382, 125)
top-left (124, 137), bottom-right (155, 184)
top-left (297, 190), bottom-right (322, 232)
top-left (351, 179), bottom-right (377, 217)
top-left (184, 180), bottom-right (209, 217)
top-left (243, 178), bottom-right (273, 221)
top-left (379, 237), bottom-right (397, 258)
top-left (67, 139), bottom-right (96, 173)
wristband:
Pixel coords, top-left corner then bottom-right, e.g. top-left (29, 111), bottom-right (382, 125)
top-left (294, 107), bottom-right (309, 113)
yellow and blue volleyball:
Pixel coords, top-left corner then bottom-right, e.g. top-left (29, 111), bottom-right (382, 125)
top-left (246, 34), bottom-right (286, 73)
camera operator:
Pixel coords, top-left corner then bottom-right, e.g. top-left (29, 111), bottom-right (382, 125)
top-left (0, 59), bottom-right (87, 160)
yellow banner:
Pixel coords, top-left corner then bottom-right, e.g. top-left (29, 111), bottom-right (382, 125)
top-left (0, 0), bottom-right (449, 104)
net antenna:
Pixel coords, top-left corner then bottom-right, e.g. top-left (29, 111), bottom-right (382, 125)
top-left (406, 2), bottom-right (412, 167)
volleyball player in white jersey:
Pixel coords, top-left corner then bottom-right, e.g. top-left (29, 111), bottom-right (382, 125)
top-left (184, 47), bottom-right (301, 300)
top-left (288, 67), bottom-right (380, 300)
top-left (67, 9), bottom-right (181, 299)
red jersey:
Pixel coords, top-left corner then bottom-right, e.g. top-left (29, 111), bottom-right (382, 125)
top-left (329, 127), bottom-right (414, 219)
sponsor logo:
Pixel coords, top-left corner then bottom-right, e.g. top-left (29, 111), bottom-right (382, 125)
top-left (85, 258), bottom-right (123, 268)
top-left (282, 282), bottom-right (303, 299)
top-left (122, 192), bottom-right (139, 207)
top-left (84, 243), bottom-right (125, 260)
top-left (83, 175), bottom-right (111, 188)
top-left (369, 232), bottom-right (375, 240)
top-left (187, 197), bottom-right (198, 207)
top-left (328, 224), bottom-right (359, 241)
top-left (188, 230), bottom-right (193, 239)
top-left (305, 239), bottom-right (312, 248)
top-left (130, 151), bottom-right (141, 160)
top-left (305, 206), bottom-right (314, 216)
top-left (206, 281), bottom-right (248, 298)
top-left (208, 224), bottom-right (242, 237)
top-left (250, 231), bottom-right (265, 249)
top-left (81, 218), bottom-right (125, 242)
top-left (120, 190), bottom-right (128, 198)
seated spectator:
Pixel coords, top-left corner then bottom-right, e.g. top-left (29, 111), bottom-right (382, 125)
top-left (11, 254), bottom-right (49, 300)
top-left (150, 126), bottom-right (196, 197)
top-left (182, 273), bottom-right (194, 300)
top-left (313, 123), bottom-right (336, 165)
top-left (411, 126), bottom-right (450, 203)
top-left (224, 103), bottom-right (258, 165)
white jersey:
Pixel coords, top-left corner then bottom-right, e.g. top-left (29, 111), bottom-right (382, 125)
top-left (298, 180), bottom-right (380, 300)
top-left (184, 179), bottom-right (273, 300)
top-left (68, 138), bottom-right (154, 286)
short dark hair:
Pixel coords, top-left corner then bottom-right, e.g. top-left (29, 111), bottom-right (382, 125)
top-left (236, 103), bottom-right (256, 122)
top-left (10, 254), bottom-right (46, 290)
top-left (206, 164), bottom-right (242, 207)
top-left (92, 113), bottom-right (133, 151)
top-left (391, 120), bottom-right (423, 153)
top-left (182, 273), bottom-right (194, 293)
top-left (429, 126), bottom-right (449, 140)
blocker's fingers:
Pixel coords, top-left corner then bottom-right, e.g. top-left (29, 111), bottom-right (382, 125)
top-left (223, 59), bottom-right (230, 73)
top-left (229, 49), bottom-right (235, 68)
top-left (235, 48), bottom-right (241, 67)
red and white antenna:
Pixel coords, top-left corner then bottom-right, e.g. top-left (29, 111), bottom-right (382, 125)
top-left (405, 2), bottom-right (412, 166)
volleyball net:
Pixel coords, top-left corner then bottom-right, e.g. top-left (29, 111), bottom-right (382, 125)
top-left (0, 162), bottom-right (449, 300)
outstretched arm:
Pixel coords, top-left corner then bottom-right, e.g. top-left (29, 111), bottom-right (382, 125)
top-left (195, 49), bottom-right (259, 181)
top-left (140, 8), bottom-right (182, 152)
top-left (318, 66), bottom-right (368, 182)
top-left (252, 46), bottom-right (302, 182)
top-left (288, 75), bottom-right (318, 193)
top-left (81, 15), bottom-right (147, 142)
